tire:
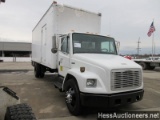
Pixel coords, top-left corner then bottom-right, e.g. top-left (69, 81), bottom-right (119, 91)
top-left (148, 66), bottom-right (155, 70)
top-left (139, 62), bottom-right (147, 70)
top-left (34, 64), bottom-right (45, 78)
top-left (5, 103), bottom-right (37, 120)
top-left (34, 64), bottom-right (41, 78)
top-left (40, 72), bottom-right (44, 78)
top-left (64, 79), bottom-right (82, 116)
top-left (40, 65), bottom-right (45, 78)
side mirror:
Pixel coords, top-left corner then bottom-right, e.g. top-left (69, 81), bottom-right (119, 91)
top-left (51, 48), bottom-right (57, 53)
top-left (115, 41), bottom-right (120, 54)
top-left (51, 35), bottom-right (58, 53)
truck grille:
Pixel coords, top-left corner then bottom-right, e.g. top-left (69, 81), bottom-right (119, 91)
top-left (111, 69), bottom-right (142, 91)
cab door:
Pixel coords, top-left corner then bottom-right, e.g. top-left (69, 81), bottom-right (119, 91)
top-left (58, 36), bottom-right (70, 77)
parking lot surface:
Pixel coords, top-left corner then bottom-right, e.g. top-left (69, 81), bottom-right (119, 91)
top-left (0, 62), bottom-right (160, 120)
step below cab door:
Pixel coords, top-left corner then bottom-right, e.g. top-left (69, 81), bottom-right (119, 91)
top-left (58, 36), bottom-right (70, 77)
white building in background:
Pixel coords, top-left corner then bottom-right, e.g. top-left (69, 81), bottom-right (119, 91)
top-left (0, 41), bottom-right (31, 62)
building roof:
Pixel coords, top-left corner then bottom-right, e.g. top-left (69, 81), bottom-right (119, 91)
top-left (0, 41), bottom-right (31, 51)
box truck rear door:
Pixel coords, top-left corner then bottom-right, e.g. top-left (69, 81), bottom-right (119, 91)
top-left (41, 25), bottom-right (47, 63)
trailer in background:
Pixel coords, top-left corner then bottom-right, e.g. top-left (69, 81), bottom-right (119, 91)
top-left (134, 57), bottom-right (160, 70)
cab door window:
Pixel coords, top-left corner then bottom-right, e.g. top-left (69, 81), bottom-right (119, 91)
top-left (61, 37), bottom-right (70, 54)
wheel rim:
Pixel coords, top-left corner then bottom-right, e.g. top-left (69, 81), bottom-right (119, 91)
top-left (65, 87), bottom-right (76, 107)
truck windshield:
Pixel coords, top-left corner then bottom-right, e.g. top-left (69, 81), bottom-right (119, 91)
top-left (72, 33), bottom-right (117, 54)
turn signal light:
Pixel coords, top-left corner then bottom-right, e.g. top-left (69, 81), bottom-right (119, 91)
top-left (53, 1), bottom-right (57, 4)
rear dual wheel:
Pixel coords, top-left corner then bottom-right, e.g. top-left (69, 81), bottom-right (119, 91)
top-left (139, 62), bottom-right (147, 70)
top-left (139, 62), bottom-right (155, 70)
top-left (34, 64), bottom-right (45, 78)
top-left (148, 66), bottom-right (155, 70)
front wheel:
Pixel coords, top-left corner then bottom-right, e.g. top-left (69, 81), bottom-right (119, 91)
top-left (64, 79), bottom-right (82, 116)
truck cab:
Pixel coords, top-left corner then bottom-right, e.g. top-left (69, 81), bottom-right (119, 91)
top-left (51, 32), bottom-right (144, 115)
top-left (56, 33), bottom-right (117, 77)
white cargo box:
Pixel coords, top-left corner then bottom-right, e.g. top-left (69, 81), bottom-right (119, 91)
top-left (32, 2), bottom-right (101, 69)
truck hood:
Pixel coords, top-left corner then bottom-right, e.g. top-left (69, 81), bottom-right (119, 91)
top-left (72, 54), bottom-right (141, 70)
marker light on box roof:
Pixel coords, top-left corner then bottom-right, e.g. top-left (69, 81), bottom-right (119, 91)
top-left (53, 1), bottom-right (57, 4)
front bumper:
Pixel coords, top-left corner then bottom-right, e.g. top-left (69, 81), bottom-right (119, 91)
top-left (80, 89), bottom-right (144, 108)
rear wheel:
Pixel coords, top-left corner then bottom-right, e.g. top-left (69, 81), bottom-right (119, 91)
top-left (148, 66), bottom-right (155, 70)
top-left (139, 62), bottom-right (147, 70)
top-left (64, 79), bottom-right (82, 116)
top-left (34, 64), bottom-right (41, 78)
top-left (34, 63), bottom-right (45, 78)
top-left (40, 65), bottom-right (45, 78)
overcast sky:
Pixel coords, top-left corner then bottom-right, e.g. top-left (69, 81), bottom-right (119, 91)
top-left (0, 0), bottom-right (160, 54)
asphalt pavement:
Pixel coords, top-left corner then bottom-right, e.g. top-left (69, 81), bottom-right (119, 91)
top-left (0, 62), bottom-right (160, 120)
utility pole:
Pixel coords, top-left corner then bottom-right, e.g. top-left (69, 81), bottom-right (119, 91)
top-left (153, 40), bottom-right (156, 55)
top-left (137, 37), bottom-right (141, 57)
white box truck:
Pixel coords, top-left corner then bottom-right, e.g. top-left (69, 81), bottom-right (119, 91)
top-left (32, 1), bottom-right (144, 115)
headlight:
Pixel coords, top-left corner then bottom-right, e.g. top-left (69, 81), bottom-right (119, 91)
top-left (86, 79), bottom-right (97, 87)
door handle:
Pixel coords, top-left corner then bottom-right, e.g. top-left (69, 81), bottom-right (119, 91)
top-left (59, 61), bottom-right (60, 65)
